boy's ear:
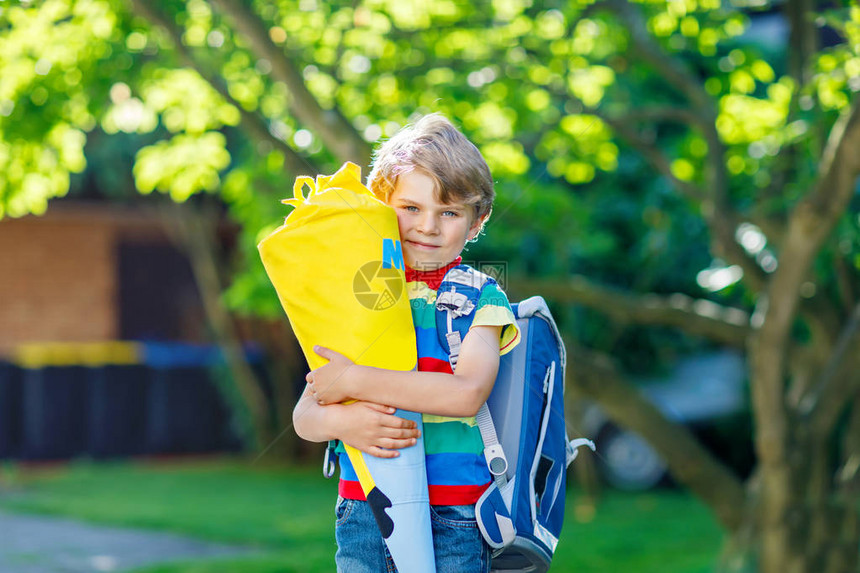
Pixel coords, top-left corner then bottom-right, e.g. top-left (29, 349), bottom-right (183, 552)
top-left (467, 214), bottom-right (488, 241)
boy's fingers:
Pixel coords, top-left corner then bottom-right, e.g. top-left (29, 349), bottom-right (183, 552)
top-left (383, 437), bottom-right (418, 449)
top-left (389, 428), bottom-right (420, 440)
top-left (363, 402), bottom-right (396, 414)
top-left (380, 423), bottom-right (419, 439)
top-left (378, 414), bottom-right (417, 430)
top-left (313, 345), bottom-right (337, 360)
top-left (366, 447), bottom-right (399, 459)
top-left (395, 417), bottom-right (418, 429)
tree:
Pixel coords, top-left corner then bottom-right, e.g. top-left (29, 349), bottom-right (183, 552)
top-left (1, 1), bottom-right (858, 570)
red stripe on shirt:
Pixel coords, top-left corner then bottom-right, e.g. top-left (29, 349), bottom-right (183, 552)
top-left (338, 479), bottom-right (365, 500)
top-left (338, 479), bottom-right (490, 505)
top-left (428, 482), bottom-right (491, 505)
top-left (417, 356), bottom-right (453, 374)
top-left (501, 328), bottom-right (520, 353)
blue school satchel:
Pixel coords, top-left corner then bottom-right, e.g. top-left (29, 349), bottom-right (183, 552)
top-left (434, 265), bottom-right (595, 573)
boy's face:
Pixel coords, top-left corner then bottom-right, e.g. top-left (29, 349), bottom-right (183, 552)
top-left (389, 169), bottom-right (484, 271)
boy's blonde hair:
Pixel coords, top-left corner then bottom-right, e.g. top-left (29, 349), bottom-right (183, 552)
top-left (367, 113), bottom-right (494, 224)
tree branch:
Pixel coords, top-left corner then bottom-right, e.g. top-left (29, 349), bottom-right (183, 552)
top-left (208, 0), bottom-right (373, 167)
top-left (547, 98), bottom-right (771, 294)
top-left (753, 98), bottom-right (860, 420)
top-left (836, 392), bottom-right (860, 497)
top-left (602, 107), bottom-right (769, 290)
top-left (509, 275), bottom-right (751, 347)
top-left (597, 111), bottom-right (706, 199)
top-left (560, 105), bottom-right (769, 293)
top-left (592, 1), bottom-right (768, 292)
top-left (566, 342), bottom-right (746, 531)
top-left (747, 98), bottom-right (860, 568)
top-left (802, 301), bottom-right (860, 439)
top-left (834, 250), bottom-right (857, 314)
top-left (602, 0), bottom-right (714, 119)
top-left (617, 106), bottom-right (702, 126)
top-left (127, 0), bottom-right (317, 177)
top-left (806, 99), bottom-right (860, 221)
top-left (785, 0), bottom-right (819, 93)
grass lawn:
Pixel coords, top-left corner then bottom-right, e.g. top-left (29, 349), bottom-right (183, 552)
top-left (0, 457), bottom-right (724, 572)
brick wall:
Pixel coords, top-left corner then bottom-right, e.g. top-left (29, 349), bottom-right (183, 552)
top-left (0, 203), bottom-right (218, 353)
top-left (0, 213), bottom-right (117, 351)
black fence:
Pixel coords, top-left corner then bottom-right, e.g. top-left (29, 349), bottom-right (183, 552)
top-left (0, 359), bottom-right (244, 461)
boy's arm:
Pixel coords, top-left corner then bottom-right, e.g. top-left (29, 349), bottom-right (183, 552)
top-left (307, 325), bottom-right (502, 418)
top-left (292, 385), bottom-right (421, 458)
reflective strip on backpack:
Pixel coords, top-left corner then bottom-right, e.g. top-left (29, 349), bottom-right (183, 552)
top-left (533, 521), bottom-right (559, 553)
top-left (529, 362), bottom-right (555, 523)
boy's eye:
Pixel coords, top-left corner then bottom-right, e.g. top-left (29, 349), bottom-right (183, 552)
top-left (442, 210), bottom-right (459, 217)
top-left (403, 205), bottom-right (419, 212)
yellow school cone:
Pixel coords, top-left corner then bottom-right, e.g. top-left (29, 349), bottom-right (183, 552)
top-left (258, 162), bottom-right (435, 573)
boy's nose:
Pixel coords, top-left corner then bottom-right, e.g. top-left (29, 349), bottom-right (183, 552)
top-left (417, 215), bottom-right (439, 234)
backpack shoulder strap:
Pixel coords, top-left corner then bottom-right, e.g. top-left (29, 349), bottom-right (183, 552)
top-left (434, 265), bottom-right (509, 487)
top-left (434, 265), bottom-right (493, 366)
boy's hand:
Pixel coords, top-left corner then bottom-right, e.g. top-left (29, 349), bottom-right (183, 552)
top-left (337, 402), bottom-right (421, 458)
top-left (306, 346), bottom-right (356, 404)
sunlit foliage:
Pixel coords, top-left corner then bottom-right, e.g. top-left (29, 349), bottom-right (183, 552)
top-left (1, 0), bottom-right (857, 365)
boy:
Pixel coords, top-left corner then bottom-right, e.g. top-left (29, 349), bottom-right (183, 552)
top-left (293, 114), bottom-right (520, 572)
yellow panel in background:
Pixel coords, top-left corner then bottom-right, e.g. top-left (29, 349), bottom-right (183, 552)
top-left (11, 341), bottom-right (141, 369)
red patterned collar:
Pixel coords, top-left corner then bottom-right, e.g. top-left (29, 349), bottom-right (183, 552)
top-left (405, 257), bottom-right (463, 290)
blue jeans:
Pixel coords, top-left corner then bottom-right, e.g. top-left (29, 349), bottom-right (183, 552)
top-left (334, 497), bottom-right (491, 573)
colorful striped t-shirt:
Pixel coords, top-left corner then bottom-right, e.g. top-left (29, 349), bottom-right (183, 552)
top-left (337, 258), bottom-right (520, 505)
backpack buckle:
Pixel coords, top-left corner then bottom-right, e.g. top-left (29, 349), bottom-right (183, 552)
top-left (484, 444), bottom-right (508, 477)
top-left (323, 440), bottom-right (337, 478)
top-left (435, 290), bottom-right (475, 317)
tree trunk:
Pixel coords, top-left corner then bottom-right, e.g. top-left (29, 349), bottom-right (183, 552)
top-left (256, 319), bottom-right (305, 461)
top-left (163, 203), bottom-right (273, 451)
top-left (831, 393), bottom-right (860, 572)
top-left (784, 0), bottom-right (818, 94)
top-left (565, 343), bottom-right (746, 531)
top-left (717, 471), bottom-right (760, 573)
top-left (719, 402), bottom-right (859, 573)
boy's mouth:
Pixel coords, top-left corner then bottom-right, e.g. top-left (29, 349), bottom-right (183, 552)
top-left (406, 240), bottom-right (440, 250)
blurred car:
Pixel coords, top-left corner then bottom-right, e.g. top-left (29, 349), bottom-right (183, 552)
top-left (576, 350), bottom-right (753, 491)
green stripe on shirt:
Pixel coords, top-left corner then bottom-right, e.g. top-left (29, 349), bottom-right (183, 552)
top-left (422, 420), bottom-right (485, 455)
